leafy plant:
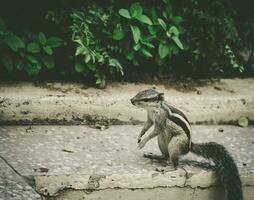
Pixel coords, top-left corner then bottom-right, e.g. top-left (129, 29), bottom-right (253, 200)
top-left (0, 17), bottom-right (63, 76)
top-left (175, 0), bottom-right (246, 76)
top-left (0, 0), bottom-right (253, 83)
top-left (70, 7), bottom-right (123, 87)
top-left (116, 1), bottom-right (184, 69)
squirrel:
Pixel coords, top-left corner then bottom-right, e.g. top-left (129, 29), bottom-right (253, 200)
top-left (130, 88), bottom-right (243, 200)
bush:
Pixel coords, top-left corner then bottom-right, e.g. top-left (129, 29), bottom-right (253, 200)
top-left (0, 19), bottom-right (63, 76)
top-left (0, 0), bottom-right (253, 86)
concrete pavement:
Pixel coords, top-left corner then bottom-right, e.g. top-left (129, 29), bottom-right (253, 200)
top-left (0, 125), bottom-right (253, 199)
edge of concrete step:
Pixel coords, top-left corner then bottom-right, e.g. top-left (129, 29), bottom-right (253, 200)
top-left (0, 79), bottom-right (254, 125)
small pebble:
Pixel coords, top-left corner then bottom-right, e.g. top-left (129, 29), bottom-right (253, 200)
top-left (196, 90), bottom-right (202, 95)
top-left (218, 128), bottom-right (224, 132)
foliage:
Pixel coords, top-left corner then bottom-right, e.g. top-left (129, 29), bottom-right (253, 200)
top-left (173, 0), bottom-right (246, 76)
top-left (0, 17), bottom-right (63, 76)
top-left (116, 1), bottom-right (184, 68)
top-left (70, 6), bottom-right (123, 87)
top-left (0, 0), bottom-right (253, 84)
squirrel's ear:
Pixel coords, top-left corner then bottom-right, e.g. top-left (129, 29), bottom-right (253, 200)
top-left (158, 93), bottom-right (164, 100)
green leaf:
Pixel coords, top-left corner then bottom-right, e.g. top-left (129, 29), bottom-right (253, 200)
top-left (130, 25), bottom-right (141, 44)
top-left (95, 74), bottom-right (106, 88)
top-left (119, 9), bottom-right (131, 19)
top-left (172, 36), bottom-right (184, 50)
top-left (141, 40), bottom-right (155, 48)
top-left (95, 77), bottom-right (102, 85)
top-left (74, 63), bottom-right (85, 73)
top-left (1, 53), bottom-right (13, 72)
top-left (165, 2), bottom-right (173, 17)
top-left (26, 55), bottom-right (38, 64)
top-left (26, 42), bottom-right (40, 53)
top-left (113, 24), bottom-right (125, 40)
top-left (87, 63), bottom-right (96, 71)
top-left (38, 32), bottom-right (47, 45)
top-left (142, 34), bottom-right (157, 42)
top-left (16, 60), bottom-right (24, 71)
top-left (42, 56), bottom-right (55, 69)
top-left (95, 73), bottom-right (104, 83)
top-left (130, 2), bottom-right (143, 18)
top-left (43, 46), bottom-right (53, 55)
top-left (109, 58), bottom-right (121, 67)
top-left (162, 11), bottom-right (168, 20)
top-left (75, 46), bottom-right (87, 56)
top-left (47, 37), bottom-right (63, 48)
top-left (136, 14), bottom-right (152, 25)
top-left (3, 34), bottom-right (25, 52)
top-left (159, 43), bottom-right (170, 59)
top-left (91, 54), bottom-right (96, 63)
top-left (109, 58), bottom-right (123, 75)
top-left (168, 26), bottom-right (180, 36)
top-left (96, 54), bottom-right (104, 64)
top-left (133, 43), bottom-right (141, 51)
top-left (141, 48), bottom-right (153, 58)
top-left (74, 39), bottom-right (84, 47)
top-left (148, 25), bottom-right (157, 35)
top-left (238, 116), bottom-right (249, 127)
top-left (170, 16), bottom-right (183, 24)
top-left (151, 7), bottom-right (158, 23)
top-left (166, 30), bottom-right (171, 38)
top-left (126, 50), bottom-right (135, 60)
top-left (158, 18), bottom-right (167, 30)
top-left (25, 62), bottom-right (40, 76)
top-left (84, 54), bottom-right (91, 63)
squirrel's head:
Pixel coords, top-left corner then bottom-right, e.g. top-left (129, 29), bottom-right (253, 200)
top-left (130, 87), bottom-right (164, 109)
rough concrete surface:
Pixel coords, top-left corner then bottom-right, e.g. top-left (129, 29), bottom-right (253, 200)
top-left (0, 125), bottom-right (253, 199)
top-left (0, 78), bottom-right (254, 125)
top-left (0, 158), bottom-right (41, 200)
top-left (54, 187), bottom-right (254, 200)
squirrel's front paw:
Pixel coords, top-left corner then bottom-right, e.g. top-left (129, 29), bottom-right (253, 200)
top-left (138, 140), bottom-right (146, 149)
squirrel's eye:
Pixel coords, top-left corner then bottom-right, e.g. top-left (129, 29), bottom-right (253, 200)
top-left (143, 99), bottom-right (150, 102)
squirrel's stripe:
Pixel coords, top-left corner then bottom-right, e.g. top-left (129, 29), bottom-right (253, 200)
top-left (166, 103), bottom-right (190, 123)
top-left (161, 102), bottom-right (191, 141)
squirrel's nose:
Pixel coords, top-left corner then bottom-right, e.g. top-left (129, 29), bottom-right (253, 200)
top-left (130, 99), bottom-right (134, 105)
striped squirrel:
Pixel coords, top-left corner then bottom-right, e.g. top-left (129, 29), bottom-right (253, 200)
top-left (130, 88), bottom-right (242, 200)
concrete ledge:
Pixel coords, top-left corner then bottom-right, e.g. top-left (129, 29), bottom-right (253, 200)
top-left (0, 79), bottom-right (254, 125)
top-left (34, 172), bottom-right (254, 199)
top-left (33, 171), bottom-right (254, 195)
top-left (51, 187), bottom-right (254, 200)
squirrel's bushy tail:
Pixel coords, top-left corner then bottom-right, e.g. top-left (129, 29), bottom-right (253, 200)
top-left (190, 142), bottom-right (243, 200)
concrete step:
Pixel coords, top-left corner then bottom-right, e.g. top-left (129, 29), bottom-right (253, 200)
top-left (0, 79), bottom-right (254, 125)
top-left (0, 125), bottom-right (253, 199)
